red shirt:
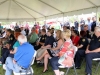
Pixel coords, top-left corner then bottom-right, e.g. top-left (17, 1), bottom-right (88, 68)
top-left (71, 36), bottom-right (80, 46)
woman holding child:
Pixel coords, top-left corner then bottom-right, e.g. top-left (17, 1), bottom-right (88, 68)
top-left (50, 30), bottom-right (74, 75)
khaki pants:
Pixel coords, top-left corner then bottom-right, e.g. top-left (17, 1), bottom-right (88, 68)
top-left (36, 48), bottom-right (47, 63)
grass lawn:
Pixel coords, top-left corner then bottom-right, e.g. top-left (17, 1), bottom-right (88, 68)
top-left (0, 61), bottom-right (100, 75)
top-left (0, 47), bottom-right (100, 75)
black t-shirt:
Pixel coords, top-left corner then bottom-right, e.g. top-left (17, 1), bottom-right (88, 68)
top-left (89, 36), bottom-right (100, 51)
top-left (74, 21), bottom-right (79, 30)
top-left (91, 21), bottom-right (96, 32)
top-left (44, 35), bottom-right (55, 47)
top-left (40, 34), bottom-right (47, 43)
top-left (78, 37), bottom-right (88, 50)
top-left (85, 30), bottom-right (91, 39)
top-left (7, 34), bottom-right (15, 48)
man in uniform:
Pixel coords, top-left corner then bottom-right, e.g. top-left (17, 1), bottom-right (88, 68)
top-left (34, 29), bottom-right (47, 50)
top-left (1, 29), bottom-right (15, 65)
top-left (75, 31), bottom-right (88, 69)
top-left (6, 29), bottom-right (15, 47)
top-left (85, 26), bottom-right (100, 75)
top-left (83, 25), bottom-right (91, 39)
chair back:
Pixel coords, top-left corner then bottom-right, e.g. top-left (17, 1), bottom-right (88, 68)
top-left (13, 50), bottom-right (37, 75)
top-left (73, 46), bottom-right (78, 58)
top-left (27, 50), bottom-right (37, 69)
top-left (31, 50), bottom-right (37, 65)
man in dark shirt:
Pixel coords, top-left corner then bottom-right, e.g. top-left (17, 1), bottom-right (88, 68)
top-left (74, 20), bottom-right (79, 31)
top-left (0, 42), bottom-right (12, 65)
top-left (83, 25), bottom-right (91, 39)
top-left (36, 29), bottom-right (55, 63)
top-left (6, 29), bottom-right (15, 47)
top-left (34, 29), bottom-right (47, 50)
top-left (85, 26), bottom-right (100, 75)
top-left (91, 17), bottom-right (96, 32)
top-left (14, 23), bottom-right (19, 30)
top-left (1, 29), bottom-right (15, 60)
top-left (75, 31), bottom-right (88, 69)
top-left (80, 18), bottom-right (85, 31)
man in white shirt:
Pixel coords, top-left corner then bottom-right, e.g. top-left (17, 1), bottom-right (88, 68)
top-left (21, 27), bottom-right (26, 36)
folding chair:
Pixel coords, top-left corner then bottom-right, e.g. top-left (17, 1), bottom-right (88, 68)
top-left (92, 58), bottom-right (100, 75)
top-left (59, 46), bottom-right (78, 75)
top-left (13, 50), bottom-right (37, 75)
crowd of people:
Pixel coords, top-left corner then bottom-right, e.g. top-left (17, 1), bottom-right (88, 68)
top-left (0, 16), bottom-right (99, 75)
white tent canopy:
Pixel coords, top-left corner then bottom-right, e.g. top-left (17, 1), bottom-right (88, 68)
top-left (0, 0), bottom-right (100, 21)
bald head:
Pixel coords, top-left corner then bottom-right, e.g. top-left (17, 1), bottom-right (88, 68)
top-left (18, 35), bottom-right (27, 44)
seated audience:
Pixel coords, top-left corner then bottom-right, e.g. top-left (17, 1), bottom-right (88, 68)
top-left (0, 29), bottom-right (15, 63)
top-left (0, 42), bottom-right (12, 65)
top-left (71, 30), bottom-right (80, 46)
top-left (0, 28), bottom-right (6, 38)
top-left (34, 29), bottom-right (47, 50)
top-left (25, 27), bottom-right (29, 36)
top-left (5, 35), bottom-right (35, 75)
top-left (6, 29), bottom-right (15, 47)
top-left (36, 30), bottom-right (63, 72)
top-left (36, 29), bottom-right (55, 64)
top-left (85, 26), bottom-right (100, 75)
top-left (75, 31), bottom-right (88, 69)
top-left (50, 30), bottom-right (74, 75)
top-left (71, 26), bottom-right (75, 31)
top-left (63, 26), bottom-right (67, 32)
top-left (83, 25), bottom-right (91, 39)
top-left (10, 29), bottom-right (21, 54)
top-left (28, 27), bottom-right (38, 46)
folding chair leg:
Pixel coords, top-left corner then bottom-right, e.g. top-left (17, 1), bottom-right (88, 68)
top-left (95, 62), bottom-right (100, 75)
top-left (81, 58), bottom-right (85, 66)
top-left (65, 68), bottom-right (70, 75)
top-left (73, 65), bottom-right (77, 75)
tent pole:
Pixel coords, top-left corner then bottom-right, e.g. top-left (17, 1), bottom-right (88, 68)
top-left (63, 13), bottom-right (64, 25)
top-left (96, 7), bottom-right (98, 22)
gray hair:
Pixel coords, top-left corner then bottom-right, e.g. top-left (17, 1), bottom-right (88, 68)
top-left (18, 35), bottom-right (27, 44)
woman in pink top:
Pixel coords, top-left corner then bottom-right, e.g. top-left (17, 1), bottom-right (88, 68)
top-left (50, 30), bottom-right (74, 75)
top-left (58, 39), bottom-right (74, 67)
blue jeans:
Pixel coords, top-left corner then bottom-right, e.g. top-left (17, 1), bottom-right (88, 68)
top-left (5, 57), bottom-right (26, 75)
top-left (50, 57), bottom-right (60, 70)
top-left (85, 53), bottom-right (100, 74)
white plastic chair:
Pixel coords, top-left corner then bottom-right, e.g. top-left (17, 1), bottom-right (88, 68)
top-left (59, 46), bottom-right (78, 75)
top-left (92, 58), bottom-right (100, 75)
top-left (13, 50), bottom-right (37, 75)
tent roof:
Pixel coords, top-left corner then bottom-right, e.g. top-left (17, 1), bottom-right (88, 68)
top-left (0, 0), bottom-right (100, 21)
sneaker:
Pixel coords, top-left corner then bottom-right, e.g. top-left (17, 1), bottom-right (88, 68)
top-left (0, 64), bottom-right (2, 66)
top-left (75, 67), bottom-right (81, 69)
top-left (0, 61), bottom-right (2, 66)
top-left (60, 71), bottom-right (65, 75)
